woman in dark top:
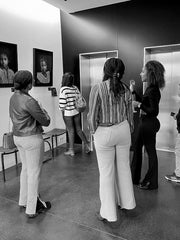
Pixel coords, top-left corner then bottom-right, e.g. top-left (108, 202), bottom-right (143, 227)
top-left (131, 60), bottom-right (165, 190)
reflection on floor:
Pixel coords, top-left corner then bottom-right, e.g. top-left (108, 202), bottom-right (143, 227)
top-left (0, 145), bottom-right (179, 240)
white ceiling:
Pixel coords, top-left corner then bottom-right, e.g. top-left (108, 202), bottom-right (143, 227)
top-left (43, 0), bottom-right (130, 13)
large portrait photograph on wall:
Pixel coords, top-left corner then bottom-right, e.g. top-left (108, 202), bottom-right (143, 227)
top-left (33, 48), bottom-right (53, 86)
top-left (0, 41), bottom-right (18, 88)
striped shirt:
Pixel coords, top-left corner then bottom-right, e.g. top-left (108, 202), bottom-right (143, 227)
top-left (59, 86), bottom-right (79, 116)
top-left (87, 80), bottom-right (134, 133)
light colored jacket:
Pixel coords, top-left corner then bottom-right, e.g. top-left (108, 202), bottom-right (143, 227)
top-left (9, 90), bottom-right (50, 136)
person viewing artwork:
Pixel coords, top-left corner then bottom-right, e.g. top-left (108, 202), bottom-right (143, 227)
top-left (0, 52), bottom-right (14, 84)
top-left (37, 57), bottom-right (50, 84)
top-left (131, 60), bottom-right (165, 190)
top-left (88, 58), bottom-right (136, 223)
top-left (59, 72), bottom-right (90, 156)
top-left (9, 70), bottom-right (51, 218)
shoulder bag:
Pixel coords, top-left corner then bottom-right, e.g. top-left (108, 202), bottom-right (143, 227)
top-left (74, 88), bottom-right (86, 113)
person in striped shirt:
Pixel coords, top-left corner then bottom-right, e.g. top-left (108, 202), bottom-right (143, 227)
top-left (87, 58), bottom-right (136, 223)
top-left (59, 72), bottom-right (90, 156)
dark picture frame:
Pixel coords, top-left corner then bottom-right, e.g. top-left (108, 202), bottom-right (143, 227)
top-left (33, 48), bottom-right (53, 86)
top-left (0, 41), bottom-right (18, 88)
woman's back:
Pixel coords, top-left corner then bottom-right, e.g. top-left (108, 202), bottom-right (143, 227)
top-left (88, 79), bottom-right (133, 133)
top-left (59, 85), bottom-right (79, 116)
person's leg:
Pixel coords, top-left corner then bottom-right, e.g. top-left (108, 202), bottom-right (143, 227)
top-left (115, 121), bottom-right (136, 210)
top-left (94, 127), bottom-right (117, 222)
top-left (74, 113), bottom-right (89, 143)
top-left (142, 119), bottom-right (159, 189)
top-left (143, 138), bottom-right (158, 189)
top-left (165, 133), bottom-right (180, 182)
top-left (175, 133), bottom-right (180, 177)
top-left (74, 113), bottom-right (90, 153)
top-left (63, 116), bottom-right (75, 155)
top-left (131, 123), bottom-right (144, 184)
top-left (25, 135), bottom-right (44, 215)
top-left (14, 137), bottom-right (27, 207)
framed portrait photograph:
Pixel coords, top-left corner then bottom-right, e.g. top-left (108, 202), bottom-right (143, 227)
top-left (0, 41), bottom-right (18, 88)
top-left (33, 48), bottom-right (53, 86)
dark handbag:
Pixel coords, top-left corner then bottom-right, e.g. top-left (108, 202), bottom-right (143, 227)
top-left (75, 91), bottom-right (86, 113)
top-left (3, 132), bottom-right (16, 149)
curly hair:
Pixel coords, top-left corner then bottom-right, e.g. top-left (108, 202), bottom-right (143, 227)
top-left (61, 72), bottom-right (74, 87)
top-left (145, 60), bottom-right (165, 89)
top-left (103, 58), bottom-right (125, 100)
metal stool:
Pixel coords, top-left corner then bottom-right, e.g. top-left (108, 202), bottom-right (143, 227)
top-left (0, 147), bottom-right (18, 182)
top-left (43, 134), bottom-right (53, 160)
top-left (44, 128), bottom-right (66, 157)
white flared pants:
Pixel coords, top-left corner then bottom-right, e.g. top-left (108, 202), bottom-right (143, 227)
top-left (175, 133), bottom-right (180, 177)
top-left (14, 134), bottom-right (44, 215)
top-left (94, 120), bottom-right (136, 222)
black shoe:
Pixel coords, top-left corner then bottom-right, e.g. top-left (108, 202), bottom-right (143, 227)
top-left (27, 197), bottom-right (51, 218)
top-left (138, 182), bottom-right (158, 190)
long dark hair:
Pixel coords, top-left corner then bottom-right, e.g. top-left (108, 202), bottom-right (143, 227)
top-left (61, 72), bottom-right (74, 87)
top-left (145, 60), bottom-right (165, 89)
top-left (103, 58), bottom-right (125, 100)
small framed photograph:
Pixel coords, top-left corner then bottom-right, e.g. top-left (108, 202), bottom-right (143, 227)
top-left (0, 41), bottom-right (18, 88)
top-left (33, 48), bottom-right (53, 86)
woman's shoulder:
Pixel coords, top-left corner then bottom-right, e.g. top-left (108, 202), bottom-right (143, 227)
top-left (60, 86), bottom-right (71, 92)
top-left (147, 85), bottom-right (160, 93)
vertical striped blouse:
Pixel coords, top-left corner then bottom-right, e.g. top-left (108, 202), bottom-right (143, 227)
top-left (59, 85), bottom-right (79, 116)
top-left (87, 79), bottom-right (134, 133)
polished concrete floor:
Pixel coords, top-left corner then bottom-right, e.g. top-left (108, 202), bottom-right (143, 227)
top-left (0, 145), bottom-right (179, 240)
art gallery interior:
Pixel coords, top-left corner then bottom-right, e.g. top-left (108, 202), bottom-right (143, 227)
top-left (0, 0), bottom-right (180, 239)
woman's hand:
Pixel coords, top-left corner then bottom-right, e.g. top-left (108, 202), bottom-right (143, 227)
top-left (132, 101), bottom-right (141, 108)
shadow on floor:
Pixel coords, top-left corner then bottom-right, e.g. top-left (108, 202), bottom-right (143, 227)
top-left (0, 145), bottom-right (179, 240)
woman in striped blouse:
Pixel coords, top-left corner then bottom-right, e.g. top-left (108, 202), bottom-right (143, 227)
top-left (88, 58), bottom-right (136, 223)
top-left (59, 72), bottom-right (90, 156)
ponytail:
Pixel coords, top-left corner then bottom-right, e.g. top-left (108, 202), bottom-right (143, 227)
top-left (103, 58), bottom-right (125, 101)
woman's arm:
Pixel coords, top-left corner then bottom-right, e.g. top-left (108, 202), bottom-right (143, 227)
top-left (87, 84), bottom-right (100, 134)
top-left (125, 88), bottom-right (134, 133)
top-left (26, 98), bottom-right (50, 126)
top-left (59, 87), bottom-right (67, 111)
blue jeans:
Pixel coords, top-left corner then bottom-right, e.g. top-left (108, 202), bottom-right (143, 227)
top-left (63, 113), bottom-right (89, 149)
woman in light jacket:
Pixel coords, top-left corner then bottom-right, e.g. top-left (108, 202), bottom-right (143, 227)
top-left (88, 58), bottom-right (136, 222)
top-left (9, 70), bottom-right (51, 218)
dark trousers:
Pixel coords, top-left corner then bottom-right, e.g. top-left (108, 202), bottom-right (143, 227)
top-left (131, 116), bottom-right (160, 188)
top-left (63, 113), bottom-right (89, 150)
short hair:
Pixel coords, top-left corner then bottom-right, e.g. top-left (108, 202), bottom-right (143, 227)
top-left (14, 70), bottom-right (33, 90)
top-left (61, 72), bottom-right (74, 87)
top-left (145, 60), bottom-right (165, 89)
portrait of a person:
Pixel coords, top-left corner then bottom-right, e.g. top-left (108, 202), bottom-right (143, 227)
top-left (0, 52), bottom-right (15, 84)
top-left (36, 58), bottom-right (50, 84)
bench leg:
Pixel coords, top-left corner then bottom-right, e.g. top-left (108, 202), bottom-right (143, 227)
top-left (51, 136), bottom-right (54, 158)
top-left (55, 135), bottom-right (58, 148)
top-left (44, 140), bottom-right (53, 160)
top-left (1, 154), bottom-right (6, 182)
top-left (15, 151), bottom-right (18, 166)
